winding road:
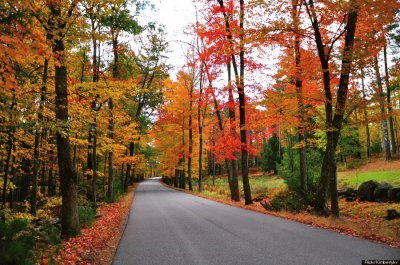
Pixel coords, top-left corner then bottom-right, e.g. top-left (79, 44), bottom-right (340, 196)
top-left (113, 178), bottom-right (399, 265)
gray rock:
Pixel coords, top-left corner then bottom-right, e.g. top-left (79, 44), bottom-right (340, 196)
top-left (388, 187), bottom-right (400, 202)
top-left (386, 209), bottom-right (400, 220)
top-left (373, 182), bottom-right (393, 201)
top-left (357, 180), bottom-right (379, 202)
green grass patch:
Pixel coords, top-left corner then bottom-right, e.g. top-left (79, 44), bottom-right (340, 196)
top-left (202, 174), bottom-right (286, 198)
top-left (338, 170), bottom-right (400, 189)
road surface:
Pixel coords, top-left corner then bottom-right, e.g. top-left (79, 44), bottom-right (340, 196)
top-left (113, 178), bottom-right (399, 265)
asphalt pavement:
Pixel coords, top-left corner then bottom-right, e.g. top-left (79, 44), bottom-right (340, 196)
top-left (113, 178), bottom-right (400, 265)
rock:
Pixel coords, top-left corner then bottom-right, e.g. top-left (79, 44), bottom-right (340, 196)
top-left (388, 188), bottom-right (400, 202)
top-left (386, 209), bottom-right (400, 221)
top-left (345, 196), bottom-right (357, 202)
top-left (339, 188), bottom-right (357, 198)
top-left (373, 182), bottom-right (393, 202)
top-left (260, 201), bottom-right (275, 211)
top-left (253, 195), bottom-right (267, 202)
top-left (357, 180), bottom-right (379, 202)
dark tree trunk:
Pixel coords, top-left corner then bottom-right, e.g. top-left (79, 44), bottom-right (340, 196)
top-left (112, 38), bottom-right (119, 79)
top-left (91, 118), bottom-right (97, 210)
top-left (227, 63), bottom-right (240, 202)
top-left (384, 46), bottom-right (396, 154)
top-left (361, 68), bottom-right (371, 159)
top-left (198, 99), bottom-right (204, 192)
top-left (92, 27), bottom-right (98, 82)
top-left (238, 0), bottom-right (252, 205)
top-left (310, 2), bottom-right (358, 216)
top-left (2, 93), bottom-right (15, 206)
top-left (124, 143), bottom-right (134, 191)
top-left (53, 35), bottom-right (80, 236)
top-left (107, 98), bottom-right (114, 201)
top-left (188, 83), bottom-right (194, 191)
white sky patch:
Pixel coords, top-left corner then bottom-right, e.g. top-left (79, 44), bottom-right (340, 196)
top-left (144, 0), bottom-right (197, 77)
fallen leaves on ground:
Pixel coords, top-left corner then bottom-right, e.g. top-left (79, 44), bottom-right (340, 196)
top-left (50, 187), bottom-right (135, 265)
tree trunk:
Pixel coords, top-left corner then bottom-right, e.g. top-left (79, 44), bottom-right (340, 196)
top-left (311, 4), bottom-right (358, 215)
top-left (210, 85), bottom-right (235, 199)
top-left (124, 143), bottom-right (134, 191)
top-left (53, 34), bottom-right (80, 236)
top-left (227, 63), bottom-right (240, 202)
top-left (238, 0), bottom-right (252, 205)
top-left (374, 55), bottom-right (391, 161)
top-left (112, 37), bottom-right (119, 79)
top-left (92, 25), bottom-right (98, 82)
top-left (198, 101), bottom-right (204, 192)
top-left (188, 83), bottom-right (194, 191)
top-left (384, 46), bottom-right (396, 154)
top-left (91, 118), bottom-right (97, 210)
top-left (292, 0), bottom-right (307, 192)
top-left (107, 98), bottom-right (114, 201)
top-left (2, 92), bottom-right (16, 206)
top-left (361, 68), bottom-right (371, 160)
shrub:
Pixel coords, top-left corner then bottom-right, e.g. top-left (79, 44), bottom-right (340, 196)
top-left (78, 206), bottom-right (96, 227)
top-left (260, 134), bottom-right (281, 173)
top-left (371, 140), bottom-right (382, 155)
top-left (109, 177), bottom-right (125, 202)
top-left (277, 148), bottom-right (322, 192)
top-left (262, 191), bottom-right (312, 212)
top-left (0, 218), bottom-right (35, 265)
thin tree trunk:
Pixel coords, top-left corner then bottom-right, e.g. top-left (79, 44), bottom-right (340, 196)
top-left (384, 46), bottom-right (396, 154)
top-left (292, 0), bottom-right (307, 192)
top-left (238, 0), bottom-right (252, 204)
top-left (92, 117), bottom-right (97, 210)
top-left (361, 68), bottom-right (371, 160)
top-left (112, 37), bottom-right (119, 79)
top-left (374, 55), bottom-right (391, 161)
top-left (227, 63), bottom-right (240, 202)
top-left (107, 98), bottom-right (114, 201)
top-left (210, 86), bottom-right (234, 199)
top-left (188, 83), bottom-right (194, 191)
top-left (31, 58), bottom-right (48, 214)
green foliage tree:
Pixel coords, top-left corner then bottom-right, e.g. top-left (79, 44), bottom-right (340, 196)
top-left (277, 148), bottom-right (323, 193)
top-left (260, 134), bottom-right (281, 174)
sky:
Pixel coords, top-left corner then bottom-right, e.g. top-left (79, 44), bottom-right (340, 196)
top-left (145, 0), bottom-right (197, 76)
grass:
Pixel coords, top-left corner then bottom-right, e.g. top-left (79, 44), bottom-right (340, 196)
top-left (201, 174), bottom-right (285, 199)
top-left (338, 170), bottom-right (400, 189)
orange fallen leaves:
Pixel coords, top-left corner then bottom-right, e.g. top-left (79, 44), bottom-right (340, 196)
top-left (52, 192), bottom-right (133, 265)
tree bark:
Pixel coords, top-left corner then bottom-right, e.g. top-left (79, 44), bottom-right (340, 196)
top-left (309, 1), bottom-right (358, 215)
top-left (238, 0), bottom-right (252, 205)
top-left (361, 68), bottom-right (371, 160)
top-left (227, 63), bottom-right (240, 202)
top-left (31, 59), bottom-right (49, 215)
top-left (384, 46), bottom-right (396, 154)
top-left (188, 81), bottom-right (194, 191)
top-left (107, 98), bottom-right (114, 201)
top-left (374, 55), bottom-right (391, 161)
top-left (292, 0), bottom-right (307, 192)
top-left (53, 37), bottom-right (80, 237)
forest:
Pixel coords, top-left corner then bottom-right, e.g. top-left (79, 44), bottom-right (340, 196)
top-left (1, 0), bottom-right (400, 264)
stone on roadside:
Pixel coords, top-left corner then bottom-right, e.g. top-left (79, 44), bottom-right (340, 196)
top-left (373, 182), bottom-right (393, 202)
top-left (357, 180), bottom-right (379, 202)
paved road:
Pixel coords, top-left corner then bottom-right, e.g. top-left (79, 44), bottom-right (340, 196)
top-left (113, 178), bottom-right (399, 265)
